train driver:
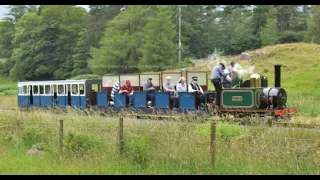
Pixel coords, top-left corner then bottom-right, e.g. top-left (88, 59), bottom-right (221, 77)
top-left (210, 63), bottom-right (229, 107)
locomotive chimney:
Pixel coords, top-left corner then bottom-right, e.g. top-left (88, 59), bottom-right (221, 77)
top-left (274, 64), bottom-right (281, 87)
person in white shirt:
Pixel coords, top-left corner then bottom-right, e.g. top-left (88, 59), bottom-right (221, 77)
top-left (176, 77), bottom-right (187, 92)
top-left (188, 76), bottom-right (205, 108)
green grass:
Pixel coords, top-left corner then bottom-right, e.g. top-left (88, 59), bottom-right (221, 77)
top-left (0, 110), bottom-right (319, 174)
top-left (0, 76), bottom-right (16, 96)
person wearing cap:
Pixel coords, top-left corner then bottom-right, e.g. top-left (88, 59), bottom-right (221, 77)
top-left (143, 77), bottom-right (156, 107)
top-left (188, 76), bottom-right (205, 108)
top-left (163, 76), bottom-right (178, 108)
top-left (119, 80), bottom-right (134, 106)
top-left (210, 63), bottom-right (230, 106)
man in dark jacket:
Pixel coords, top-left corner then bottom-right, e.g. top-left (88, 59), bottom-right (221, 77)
top-left (143, 77), bottom-right (156, 107)
top-left (188, 76), bottom-right (205, 109)
top-left (210, 63), bottom-right (229, 106)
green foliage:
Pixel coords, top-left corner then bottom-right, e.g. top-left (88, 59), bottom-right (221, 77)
top-left (3, 132), bottom-right (15, 143)
top-left (124, 133), bottom-right (151, 165)
top-left (72, 29), bottom-right (92, 77)
top-left (64, 132), bottom-right (98, 154)
top-left (88, 5), bottom-right (124, 48)
top-left (8, 6), bottom-right (89, 80)
top-left (70, 74), bottom-right (101, 80)
top-left (0, 5), bottom-right (316, 80)
top-left (196, 121), bottom-right (246, 141)
top-left (139, 6), bottom-right (177, 72)
top-left (259, 18), bottom-right (279, 46)
top-left (309, 6), bottom-right (320, 43)
top-left (21, 127), bottom-right (48, 149)
top-left (89, 6), bottom-right (151, 75)
top-left (278, 30), bottom-right (307, 43)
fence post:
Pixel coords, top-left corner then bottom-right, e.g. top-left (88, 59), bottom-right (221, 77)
top-left (59, 120), bottom-right (64, 152)
top-left (16, 120), bottom-right (21, 135)
top-left (210, 119), bottom-right (216, 166)
top-left (119, 117), bottom-right (124, 154)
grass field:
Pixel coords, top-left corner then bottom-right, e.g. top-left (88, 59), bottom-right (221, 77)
top-left (0, 110), bottom-right (319, 175)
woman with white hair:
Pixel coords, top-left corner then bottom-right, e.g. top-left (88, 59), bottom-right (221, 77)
top-left (176, 77), bottom-right (187, 92)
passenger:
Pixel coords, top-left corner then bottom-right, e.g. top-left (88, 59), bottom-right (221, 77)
top-left (163, 76), bottom-right (178, 108)
top-left (210, 63), bottom-right (230, 107)
top-left (119, 80), bottom-right (134, 106)
top-left (176, 77), bottom-right (187, 92)
top-left (188, 76), bottom-right (205, 108)
top-left (143, 77), bottom-right (156, 107)
top-left (110, 81), bottom-right (120, 104)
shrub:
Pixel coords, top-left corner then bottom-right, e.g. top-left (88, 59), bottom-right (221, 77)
top-left (196, 121), bottom-right (246, 141)
top-left (124, 133), bottom-right (151, 165)
top-left (64, 132), bottom-right (96, 154)
top-left (21, 128), bottom-right (48, 149)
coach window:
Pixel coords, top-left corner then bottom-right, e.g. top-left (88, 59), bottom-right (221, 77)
top-left (39, 85), bottom-right (44, 95)
top-left (45, 85), bottom-right (50, 95)
top-left (23, 86), bottom-right (28, 95)
top-left (65, 84), bottom-right (71, 95)
top-left (58, 85), bottom-right (64, 95)
top-left (33, 85), bottom-right (39, 95)
top-left (72, 84), bottom-right (78, 95)
top-left (79, 84), bottom-right (85, 95)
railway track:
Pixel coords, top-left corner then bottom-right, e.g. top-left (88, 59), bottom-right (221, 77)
top-left (0, 107), bottom-right (319, 130)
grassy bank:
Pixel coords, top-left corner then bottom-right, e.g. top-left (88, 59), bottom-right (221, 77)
top-left (0, 110), bottom-right (319, 174)
top-left (0, 76), bottom-right (16, 96)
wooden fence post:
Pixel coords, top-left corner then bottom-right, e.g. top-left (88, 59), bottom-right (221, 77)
top-left (119, 117), bottom-right (124, 154)
top-left (59, 120), bottom-right (64, 152)
top-left (210, 120), bottom-right (216, 166)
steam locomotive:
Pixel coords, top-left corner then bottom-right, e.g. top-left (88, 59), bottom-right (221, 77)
top-left (17, 64), bottom-right (297, 118)
top-left (215, 64), bottom-right (296, 117)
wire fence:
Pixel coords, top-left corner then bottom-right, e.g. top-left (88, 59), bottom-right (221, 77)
top-left (0, 117), bottom-right (319, 167)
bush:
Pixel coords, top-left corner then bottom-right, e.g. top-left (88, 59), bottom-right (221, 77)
top-left (196, 121), bottom-right (246, 141)
top-left (64, 132), bottom-right (97, 154)
top-left (217, 122), bottom-right (245, 141)
top-left (278, 31), bottom-right (307, 44)
top-left (21, 128), bottom-right (48, 149)
top-left (0, 85), bottom-right (16, 95)
top-left (3, 132), bottom-right (15, 143)
top-left (124, 133), bottom-right (151, 165)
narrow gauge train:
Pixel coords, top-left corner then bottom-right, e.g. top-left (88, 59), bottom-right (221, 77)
top-left (17, 64), bottom-right (297, 118)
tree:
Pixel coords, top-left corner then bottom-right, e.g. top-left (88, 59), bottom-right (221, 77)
top-left (139, 6), bottom-right (177, 72)
top-left (211, 8), bottom-right (259, 55)
top-left (309, 6), bottom-right (320, 43)
top-left (10, 5), bottom-right (89, 80)
top-left (252, 5), bottom-right (272, 35)
top-left (88, 5), bottom-right (124, 48)
top-left (89, 6), bottom-right (151, 75)
top-left (5, 5), bottom-right (37, 23)
top-left (259, 18), bottom-right (279, 46)
top-left (0, 18), bottom-right (15, 75)
top-left (72, 29), bottom-right (92, 77)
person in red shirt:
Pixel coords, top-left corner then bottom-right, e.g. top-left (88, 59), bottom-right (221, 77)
top-left (119, 80), bottom-right (134, 106)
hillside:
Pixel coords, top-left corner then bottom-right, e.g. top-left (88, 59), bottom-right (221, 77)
top-left (190, 43), bottom-right (320, 99)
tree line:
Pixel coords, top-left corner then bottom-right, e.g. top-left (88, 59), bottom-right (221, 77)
top-left (0, 5), bottom-right (319, 81)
